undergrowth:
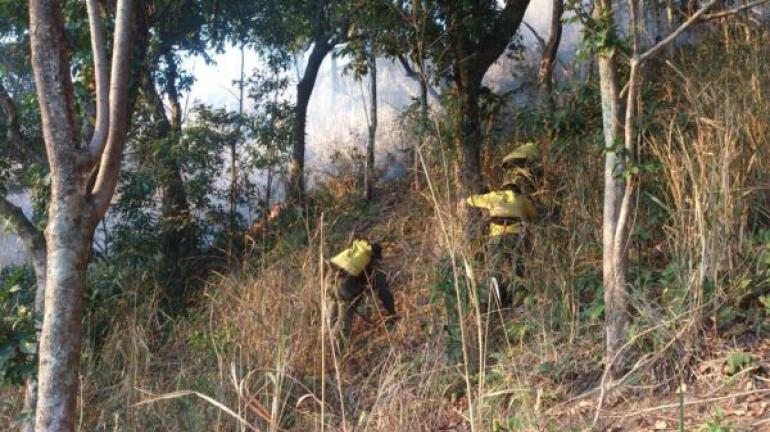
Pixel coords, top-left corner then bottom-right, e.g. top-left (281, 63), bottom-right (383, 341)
top-left (2, 24), bottom-right (770, 432)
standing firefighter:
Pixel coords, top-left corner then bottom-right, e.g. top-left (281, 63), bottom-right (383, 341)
top-left (466, 142), bottom-right (540, 306)
top-left (327, 240), bottom-right (397, 347)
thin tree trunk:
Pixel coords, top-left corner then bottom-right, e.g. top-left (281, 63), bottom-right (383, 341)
top-left (538, 0), bottom-right (564, 104)
top-left (0, 196), bottom-right (46, 432)
top-left (230, 44), bottom-right (245, 258)
top-left (21, 250), bottom-right (46, 432)
top-left (145, 61), bottom-right (196, 309)
top-left (365, 42), bottom-right (377, 201)
top-left (288, 38), bottom-right (332, 204)
top-left (595, 0), bottom-right (629, 382)
top-left (21, 252), bottom-right (45, 432)
top-left (414, 64), bottom-right (428, 190)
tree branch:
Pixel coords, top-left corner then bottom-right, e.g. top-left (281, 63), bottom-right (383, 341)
top-left (0, 195), bottom-right (45, 255)
top-left (637, 0), bottom-right (717, 64)
top-left (397, 55), bottom-right (440, 99)
top-left (474, 0), bottom-right (532, 79)
top-left (702, 0), bottom-right (770, 20)
top-left (29, 0), bottom-right (84, 169)
top-left (91, 0), bottom-right (134, 220)
top-left (522, 21), bottom-right (546, 50)
top-left (85, 0), bottom-right (111, 162)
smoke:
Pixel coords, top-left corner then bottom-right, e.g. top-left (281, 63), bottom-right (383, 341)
top-left (1, 0), bottom-right (581, 266)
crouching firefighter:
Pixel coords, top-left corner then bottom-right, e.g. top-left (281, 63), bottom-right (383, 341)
top-left (326, 240), bottom-right (397, 348)
top-left (465, 143), bottom-right (540, 306)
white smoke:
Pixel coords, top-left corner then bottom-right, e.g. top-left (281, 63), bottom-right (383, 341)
top-left (1, 0), bottom-right (579, 266)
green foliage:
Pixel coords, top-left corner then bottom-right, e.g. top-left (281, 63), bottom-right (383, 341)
top-left (569, 0), bottom-right (629, 60)
top-left (432, 255), bottom-right (470, 364)
top-left (725, 352), bottom-right (756, 375)
top-left (0, 266), bottom-right (37, 387)
top-left (697, 408), bottom-right (732, 432)
top-left (493, 416), bottom-right (524, 431)
top-left (574, 269), bottom-right (603, 323)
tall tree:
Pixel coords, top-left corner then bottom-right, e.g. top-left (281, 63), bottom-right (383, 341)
top-left (286, 1), bottom-right (352, 204)
top-left (537, 0), bottom-right (564, 104)
top-left (434, 0), bottom-right (531, 195)
top-left (590, 0), bottom-right (736, 392)
top-left (215, 0), bottom-right (354, 204)
top-left (592, 0), bottom-right (628, 384)
top-left (27, 0), bottom-right (134, 430)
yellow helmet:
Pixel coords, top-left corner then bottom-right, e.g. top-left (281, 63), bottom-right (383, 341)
top-left (330, 240), bottom-right (372, 276)
top-left (502, 142), bottom-right (539, 165)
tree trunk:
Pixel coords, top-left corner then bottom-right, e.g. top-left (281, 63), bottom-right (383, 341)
top-left (365, 43), bottom-right (377, 201)
top-left (538, 0), bottom-right (564, 104)
top-left (21, 235), bottom-right (46, 432)
top-left (143, 52), bottom-right (197, 308)
top-left (414, 65), bottom-right (428, 190)
top-left (228, 45), bottom-right (245, 258)
top-left (21, 249), bottom-right (46, 432)
top-left (665, 0), bottom-right (675, 57)
top-left (35, 197), bottom-right (92, 432)
top-left (29, 0), bottom-right (134, 428)
top-left (442, 0), bottom-right (531, 197)
top-left (288, 38), bottom-right (332, 204)
top-left (595, 0), bottom-right (629, 381)
top-left (454, 70), bottom-right (484, 196)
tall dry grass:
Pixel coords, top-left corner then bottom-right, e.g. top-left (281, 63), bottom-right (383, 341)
top-left (3, 21), bottom-right (770, 432)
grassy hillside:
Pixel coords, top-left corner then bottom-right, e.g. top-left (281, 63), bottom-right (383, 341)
top-left (4, 27), bottom-right (770, 432)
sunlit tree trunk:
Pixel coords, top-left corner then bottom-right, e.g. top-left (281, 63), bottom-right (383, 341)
top-left (594, 0), bottom-right (629, 382)
top-left (29, 0), bottom-right (134, 429)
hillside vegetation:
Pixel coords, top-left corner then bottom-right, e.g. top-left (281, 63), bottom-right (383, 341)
top-left (5, 1), bottom-right (770, 430)
top-left (3, 28), bottom-right (768, 431)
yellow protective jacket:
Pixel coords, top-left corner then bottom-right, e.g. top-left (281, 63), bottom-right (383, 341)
top-left (330, 240), bottom-right (372, 276)
top-left (466, 190), bottom-right (538, 237)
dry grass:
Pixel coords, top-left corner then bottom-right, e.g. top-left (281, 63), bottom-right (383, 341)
top-left (3, 22), bottom-right (770, 432)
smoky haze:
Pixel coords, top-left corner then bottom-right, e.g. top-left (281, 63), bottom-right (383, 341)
top-left (1, 0), bottom-right (579, 266)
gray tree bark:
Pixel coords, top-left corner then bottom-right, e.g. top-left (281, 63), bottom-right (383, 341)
top-left (28, 0), bottom-right (135, 430)
top-left (594, 0), bottom-right (629, 382)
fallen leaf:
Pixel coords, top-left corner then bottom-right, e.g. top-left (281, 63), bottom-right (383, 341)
top-left (654, 420), bottom-right (668, 430)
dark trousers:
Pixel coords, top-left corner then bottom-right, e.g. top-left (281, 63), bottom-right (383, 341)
top-left (487, 233), bottom-right (527, 306)
top-left (326, 268), bottom-right (395, 346)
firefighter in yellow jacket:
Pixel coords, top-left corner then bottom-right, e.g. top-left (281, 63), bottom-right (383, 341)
top-left (466, 142), bottom-right (540, 306)
top-left (327, 240), bottom-right (396, 347)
